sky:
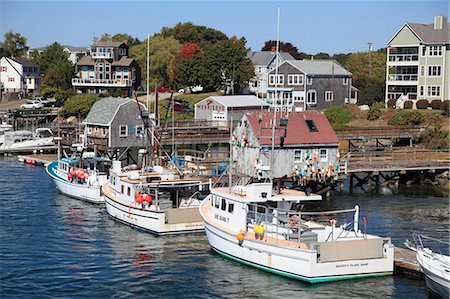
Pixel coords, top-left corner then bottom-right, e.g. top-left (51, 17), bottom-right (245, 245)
top-left (1, 0), bottom-right (448, 54)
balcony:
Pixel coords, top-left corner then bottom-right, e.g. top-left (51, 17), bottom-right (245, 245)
top-left (72, 78), bottom-right (132, 87)
top-left (387, 92), bottom-right (417, 101)
top-left (387, 74), bottom-right (418, 85)
top-left (387, 53), bottom-right (419, 66)
top-left (91, 52), bottom-right (113, 59)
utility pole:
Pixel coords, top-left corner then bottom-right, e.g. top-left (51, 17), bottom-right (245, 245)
top-left (368, 42), bottom-right (373, 77)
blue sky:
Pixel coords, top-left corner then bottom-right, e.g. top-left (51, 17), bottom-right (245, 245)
top-left (1, 1), bottom-right (448, 54)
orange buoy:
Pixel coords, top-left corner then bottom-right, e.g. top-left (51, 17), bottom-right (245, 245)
top-left (236, 233), bottom-right (245, 242)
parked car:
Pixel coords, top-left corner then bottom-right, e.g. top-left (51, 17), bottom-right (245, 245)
top-left (21, 100), bottom-right (44, 109)
top-left (52, 99), bottom-right (65, 108)
top-left (150, 86), bottom-right (172, 93)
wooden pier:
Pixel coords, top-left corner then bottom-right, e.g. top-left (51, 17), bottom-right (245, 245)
top-left (394, 247), bottom-right (423, 279)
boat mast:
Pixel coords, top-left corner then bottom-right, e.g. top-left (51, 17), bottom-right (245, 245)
top-left (146, 33), bottom-right (154, 166)
top-left (270, 7), bottom-right (280, 184)
top-left (228, 117), bottom-right (233, 193)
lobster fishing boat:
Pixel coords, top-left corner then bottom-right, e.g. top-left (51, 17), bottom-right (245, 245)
top-left (199, 181), bottom-right (394, 283)
top-left (46, 151), bottom-right (110, 203)
top-left (102, 160), bottom-right (209, 235)
top-left (414, 234), bottom-right (450, 299)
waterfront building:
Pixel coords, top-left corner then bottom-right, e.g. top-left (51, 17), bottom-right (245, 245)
top-left (72, 41), bottom-right (141, 97)
top-left (266, 59), bottom-right (357, 112)
top-left (83, 97), bottom-right (145, 162)
top-left (247, 50), bottom-right (294, 97)
top-left (27, 45), bottom-right (89, 64)
top-left (0, 57), bottom-right (41, 95)
top-left (385, 15), bottom-right (449, 108)
top-left (194, 95), bottom-right (269, 122)
top-left (233, 110), bottom-right (339, 180)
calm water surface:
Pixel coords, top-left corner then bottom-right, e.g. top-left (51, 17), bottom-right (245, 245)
top-left (0, 157), bottom-right (448, 298)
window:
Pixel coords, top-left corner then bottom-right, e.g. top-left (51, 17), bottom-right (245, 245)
top-left (0, 66), bottom-right (7, 72)
top-left (221, 198), bottom-right (226, 211)
top-left (87, 127), bottom-right (92, 134)
top-left (119, 125), bottom-right (128, 137)
top-left (319, 149), bottom-right (328, 162)
top-left (294, 95), bottom-right (304, 102)
top-left (307, 77), bottom-right (312, 85)
top-left (269, 74), bottom-right (284, 85)
top-left (305, 120), bottom-right (318, 132)
top-left (121, 185), bottom-right (124, 194)
top-left (420, 66), bottom-right (425, 77)
top-left (325, 91), bottom-right (333, 102)
top-left (421, 46), bottom-right (426, 56)
top-left (306, 90), bottom-right (317, 105)
top-left (214, 196), bottom-right (220, 208)
top-left (288, 74), bottom-right (303, 85)
top-left (8, 77), bottom-right (14, 82)
top-left (228, 202), bottom-right (234, 213)
top-left (294, 150), bottom-right (303, 164)
top-left (343, 78), bottom-right (348, 85)
top-left (102, 128), bottom-right (107, 136)
top-left (420, 86), bottom-right (424, 96)
top-left (427, 86), bottom-right (441, 97)
top-left (428, 66), bottom-right (441, 76)
top-left (127, 187), bottom-right (131, 196)
top-left (136, 126), bottom-right (144, 136)
top-left (94, 127), bottom-right (98, 133)
top-left (429, 45), bottom-right (442, 56)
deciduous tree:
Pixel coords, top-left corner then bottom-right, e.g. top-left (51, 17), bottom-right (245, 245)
top-left (261, 40), bottom-right (308, 60)
top-left (1, 30), bottom-right (29, 57)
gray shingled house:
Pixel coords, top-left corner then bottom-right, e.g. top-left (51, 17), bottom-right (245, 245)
top-left (247, 50), bottom-right (295, 97)
top-left (266, 59), bottom-right (358, 111)
top-left (83, 97), bottom-right (146, 162)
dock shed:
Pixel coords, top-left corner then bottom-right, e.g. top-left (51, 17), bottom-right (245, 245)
top-left (194, 95), bottom-right (269, 122)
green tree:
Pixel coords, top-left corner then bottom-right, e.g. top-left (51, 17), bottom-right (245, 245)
top-left (261, 40), bottom-right (308, 60)
top-left (159, 22), bottom-right (228, 45)
top-left (59, 94), bottom-right (100, 118)
top-left (41, 60), bottom-right (74, 90)
top-left (313, 52), bottom-right (331, 59)
top-left (32, 42), bottom-right (69, 74)
top-left (1, 30), bottom-right (29, 57)
top-left (93, 33), bottom-right (140, 46)
top-left (129, 36), bottom-right (181, 87)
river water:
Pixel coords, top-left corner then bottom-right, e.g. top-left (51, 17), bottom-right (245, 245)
top-left (0, 157), bottom-right (448, 298)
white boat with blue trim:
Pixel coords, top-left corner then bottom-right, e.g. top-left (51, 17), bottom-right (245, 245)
top-left (102, 160), bottom-right (209, 235)
top-left (199, 181), bottom-right (394, 283)
top-left (46, 153), bottom-right (109, 203)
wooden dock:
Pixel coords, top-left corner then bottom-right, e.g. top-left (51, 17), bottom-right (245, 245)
top-left (394, 247), bottom-right (423, 279)
top-left (18, 154), bottom-right (58, 166)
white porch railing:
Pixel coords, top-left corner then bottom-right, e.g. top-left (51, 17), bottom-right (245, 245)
top-left (388, 54), bottom-right (419, 62)
top-left (387, 74), bottom-right (418, 81)
top-left (91, 52), bottom-right (113, 59)
top-left (72, 78), bottom-right (132, 87)
top-left (387, 92), bottom-right (417, 100)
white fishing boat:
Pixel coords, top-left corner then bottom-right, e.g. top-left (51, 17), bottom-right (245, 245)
top-left (414, 234), bottom-right (450, 299)
top-left (103, 160), bottom-right (209, 235)
top-left (0, 123), bottom-right (13, 146)
top-left (0, 128), bottom-right (54, 151)
top-left (46, 151), bottom-right (109, 203)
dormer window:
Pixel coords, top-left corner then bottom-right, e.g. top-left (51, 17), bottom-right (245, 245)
top-left (305, 120), bottom-right (318, 132)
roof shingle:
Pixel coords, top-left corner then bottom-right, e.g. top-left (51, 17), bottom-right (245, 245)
top-left (407, 23), bottom-right (450, 43)
top-left (247, 51), bottom-right (294, 66)
top-left (84, 97), bottom-right (133, 125)
top-left (285, 60), bottom-right (351, 76)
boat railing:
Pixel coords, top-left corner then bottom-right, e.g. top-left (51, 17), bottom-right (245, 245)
top-left (246, 202), bottom-right (363, 245)
top-left (413, 234), bottom-right (449, 257)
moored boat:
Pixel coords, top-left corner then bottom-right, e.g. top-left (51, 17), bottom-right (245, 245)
top-left (414, 234), bottom-right (450, 299)
top-left (102, 161), bottom-right (209, 235)
top-left (46, 152), bottom-right (109, 203)
top-left (0, 128), bottom-right (54, 153)
top-left (199, 181), bottom-right (394, 283)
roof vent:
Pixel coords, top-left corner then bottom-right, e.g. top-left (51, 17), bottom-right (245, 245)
top-left (279, 118), bottom-right (288, 127)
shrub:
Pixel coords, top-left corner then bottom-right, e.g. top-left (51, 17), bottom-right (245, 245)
top-left (418, 126), bottom-right (449, 149)
top-left (59, 95), bottom-right (100, 118)
top-left (416, 100), bottom-right (429, 109)
top-left (442, 101), bottom-right (449, 116)
top-left (430, 100), bottom-right (443, 110)
top-left (387, 111), bottom-right (425, 126)
top-left (324, 105), bottom-right (355, 129)
top-left (367, 105), bottom-right (381, 120)
top-left (372, 102), bottom-right (385, 110)
top-left (387, 99), bottom-right (397, 109)
top-left (41, 86), bottom-right (75, 100)
top-left (403, 101), bottom-right (413, 109)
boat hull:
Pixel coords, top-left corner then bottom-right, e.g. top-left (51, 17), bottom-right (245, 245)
top-left (200, 201), bottom-right (394, 284)
top-left (46, 162), bottom-right (104, 203)
top-left (103, 183), bottom-right (204, 236)
top-left (417, 250), bottom-right (450, 299)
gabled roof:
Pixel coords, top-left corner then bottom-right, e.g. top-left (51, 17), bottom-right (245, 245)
top-left (283, 60), bottom-right (351, 76)
top-left (247, 51), bottom-right (295, 67)
top-left (197, 95), bottom-right (268, 108)
top-left (84, 97), bottom-right (133, 125)
top-left (6, 57), bottom-right (39, 67)
top-left (92, 41), bottom-right (127, 48)
top-left (407, 23), bottom-right (450, 43)
top-left (76, 55), bottom-right (95, 66)
top-left (111, 57), bottom-right (135, 66)
top-left (63, 45), bottom-right (89, 52)
top-left (245, 110), bottom-right (339, 146)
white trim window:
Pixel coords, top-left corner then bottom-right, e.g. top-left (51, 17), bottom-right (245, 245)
top-left (428, 66), bottom-right (441, 77)
top-left (343, 78), bottom-right (348, 85)
top-left (288, 74), bottom-right (303, 85)
top-left (102, 127), bottom-right (107, 136)
top-left (319, 149), bottom-right (328, 162)
top-left (294, 95), bottom-right (304, 102)
top-left (294, 150), bottom-right (303, 164)
top-left (421, 46), bottom-right (426, 57)
top-left (420, 66), bottom-right (425, 77)
top-left (420, 86), bottom-right (424, 97)
top-left (119, 125), bottom-right (128, 137)
top-left (136, 125), bottom-right (144, 137)
top-left (306, 90), bottom-right (317, 105)
top-left (307, 77), bottom-right (313, 85)
top-left (428, 45), bottom-right (442, 56)
top-left (325, 91), bottom-right (333, 102)
top-left (269, 74), bottom-right (284, 85)
top-left (427, 86), bottom-right (441, 97)
top-left (87, 127), bottom-right (92, 134)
